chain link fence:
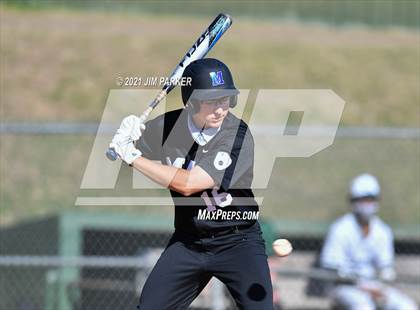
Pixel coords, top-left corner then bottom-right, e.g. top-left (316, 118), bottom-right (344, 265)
top-left (1, 124), bottom-right (419, 309)
top-left (1, 229), bottom-right (419, 309)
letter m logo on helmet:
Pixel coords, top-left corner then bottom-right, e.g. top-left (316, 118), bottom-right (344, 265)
top-left (209, 71), bottom-right (224, 86)
top-left (181, 58), bottom-right (239, 106)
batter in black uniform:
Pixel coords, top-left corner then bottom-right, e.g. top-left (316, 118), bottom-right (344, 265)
top-left (109, 58), bottom-right (273, 309)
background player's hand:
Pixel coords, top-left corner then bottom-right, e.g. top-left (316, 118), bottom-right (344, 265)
top-left (358, 279), bottom-right (384, 300)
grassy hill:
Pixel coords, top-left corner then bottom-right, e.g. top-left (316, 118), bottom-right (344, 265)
top-left (1, 6), bottom-right (419, 125)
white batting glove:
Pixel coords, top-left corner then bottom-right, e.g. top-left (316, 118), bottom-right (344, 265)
top-left (109, 140), bottom-right (142, 165)
top-left (110, 115), bottom-right (146, 165)
top-left (114, 115), bottom-right (146, 142)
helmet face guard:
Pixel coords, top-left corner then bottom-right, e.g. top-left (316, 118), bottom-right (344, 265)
top-left (181, 58), bottom-right (239, 113)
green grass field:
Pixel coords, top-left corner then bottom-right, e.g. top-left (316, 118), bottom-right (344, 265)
top-left (1, 6), bottom-right (419, 233)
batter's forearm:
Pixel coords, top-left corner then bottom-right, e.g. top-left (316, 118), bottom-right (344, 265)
top-left (131, 157), bottom-right (212, 196)
top-left (132, 157), bottom-right (179, 188)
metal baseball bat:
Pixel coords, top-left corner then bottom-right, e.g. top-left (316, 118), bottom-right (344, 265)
top-left (106, 13), bottom-right (233, 161)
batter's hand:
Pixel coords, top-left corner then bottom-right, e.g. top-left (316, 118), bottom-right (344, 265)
top-left (109, 139), bottom-right (142, 165)
top-left (115, 115), bottom-right (146, 141)
top-left (109, 115), bottom-right (146, 164)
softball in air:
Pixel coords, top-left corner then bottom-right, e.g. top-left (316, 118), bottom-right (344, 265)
top-left (272, 239), bottom-right (293, 257)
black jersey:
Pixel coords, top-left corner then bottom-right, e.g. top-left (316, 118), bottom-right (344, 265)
top-left (137, 108), bottom-right (258, 234)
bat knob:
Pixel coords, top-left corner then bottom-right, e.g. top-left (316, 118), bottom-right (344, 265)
top-left (106, 148), bottom-right (118, 161)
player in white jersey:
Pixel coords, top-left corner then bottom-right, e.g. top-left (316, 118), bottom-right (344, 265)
top-left (320, 174), bottom-right (418, 310)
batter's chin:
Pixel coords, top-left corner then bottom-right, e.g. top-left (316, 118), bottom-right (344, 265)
top-left (209, 116), bottom-right (227, 127)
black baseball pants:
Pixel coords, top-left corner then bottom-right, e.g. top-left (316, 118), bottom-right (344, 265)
top-left (137, 225), bottom-right (273, 310)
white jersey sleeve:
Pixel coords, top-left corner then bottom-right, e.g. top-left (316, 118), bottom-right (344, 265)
top-left (372, 219), bottom-right (394, 269)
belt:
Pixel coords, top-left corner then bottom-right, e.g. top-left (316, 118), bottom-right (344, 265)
top-left (197, 223), bottom-right (255, 239)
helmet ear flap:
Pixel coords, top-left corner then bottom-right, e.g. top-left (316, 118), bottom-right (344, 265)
top-left (186, 99), bottom-right (201, 114)
top-left (229, 95), bottom-right (238, 108)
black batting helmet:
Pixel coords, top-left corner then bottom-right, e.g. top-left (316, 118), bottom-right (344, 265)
top-left (181, 58), bottom-right (239, 111)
